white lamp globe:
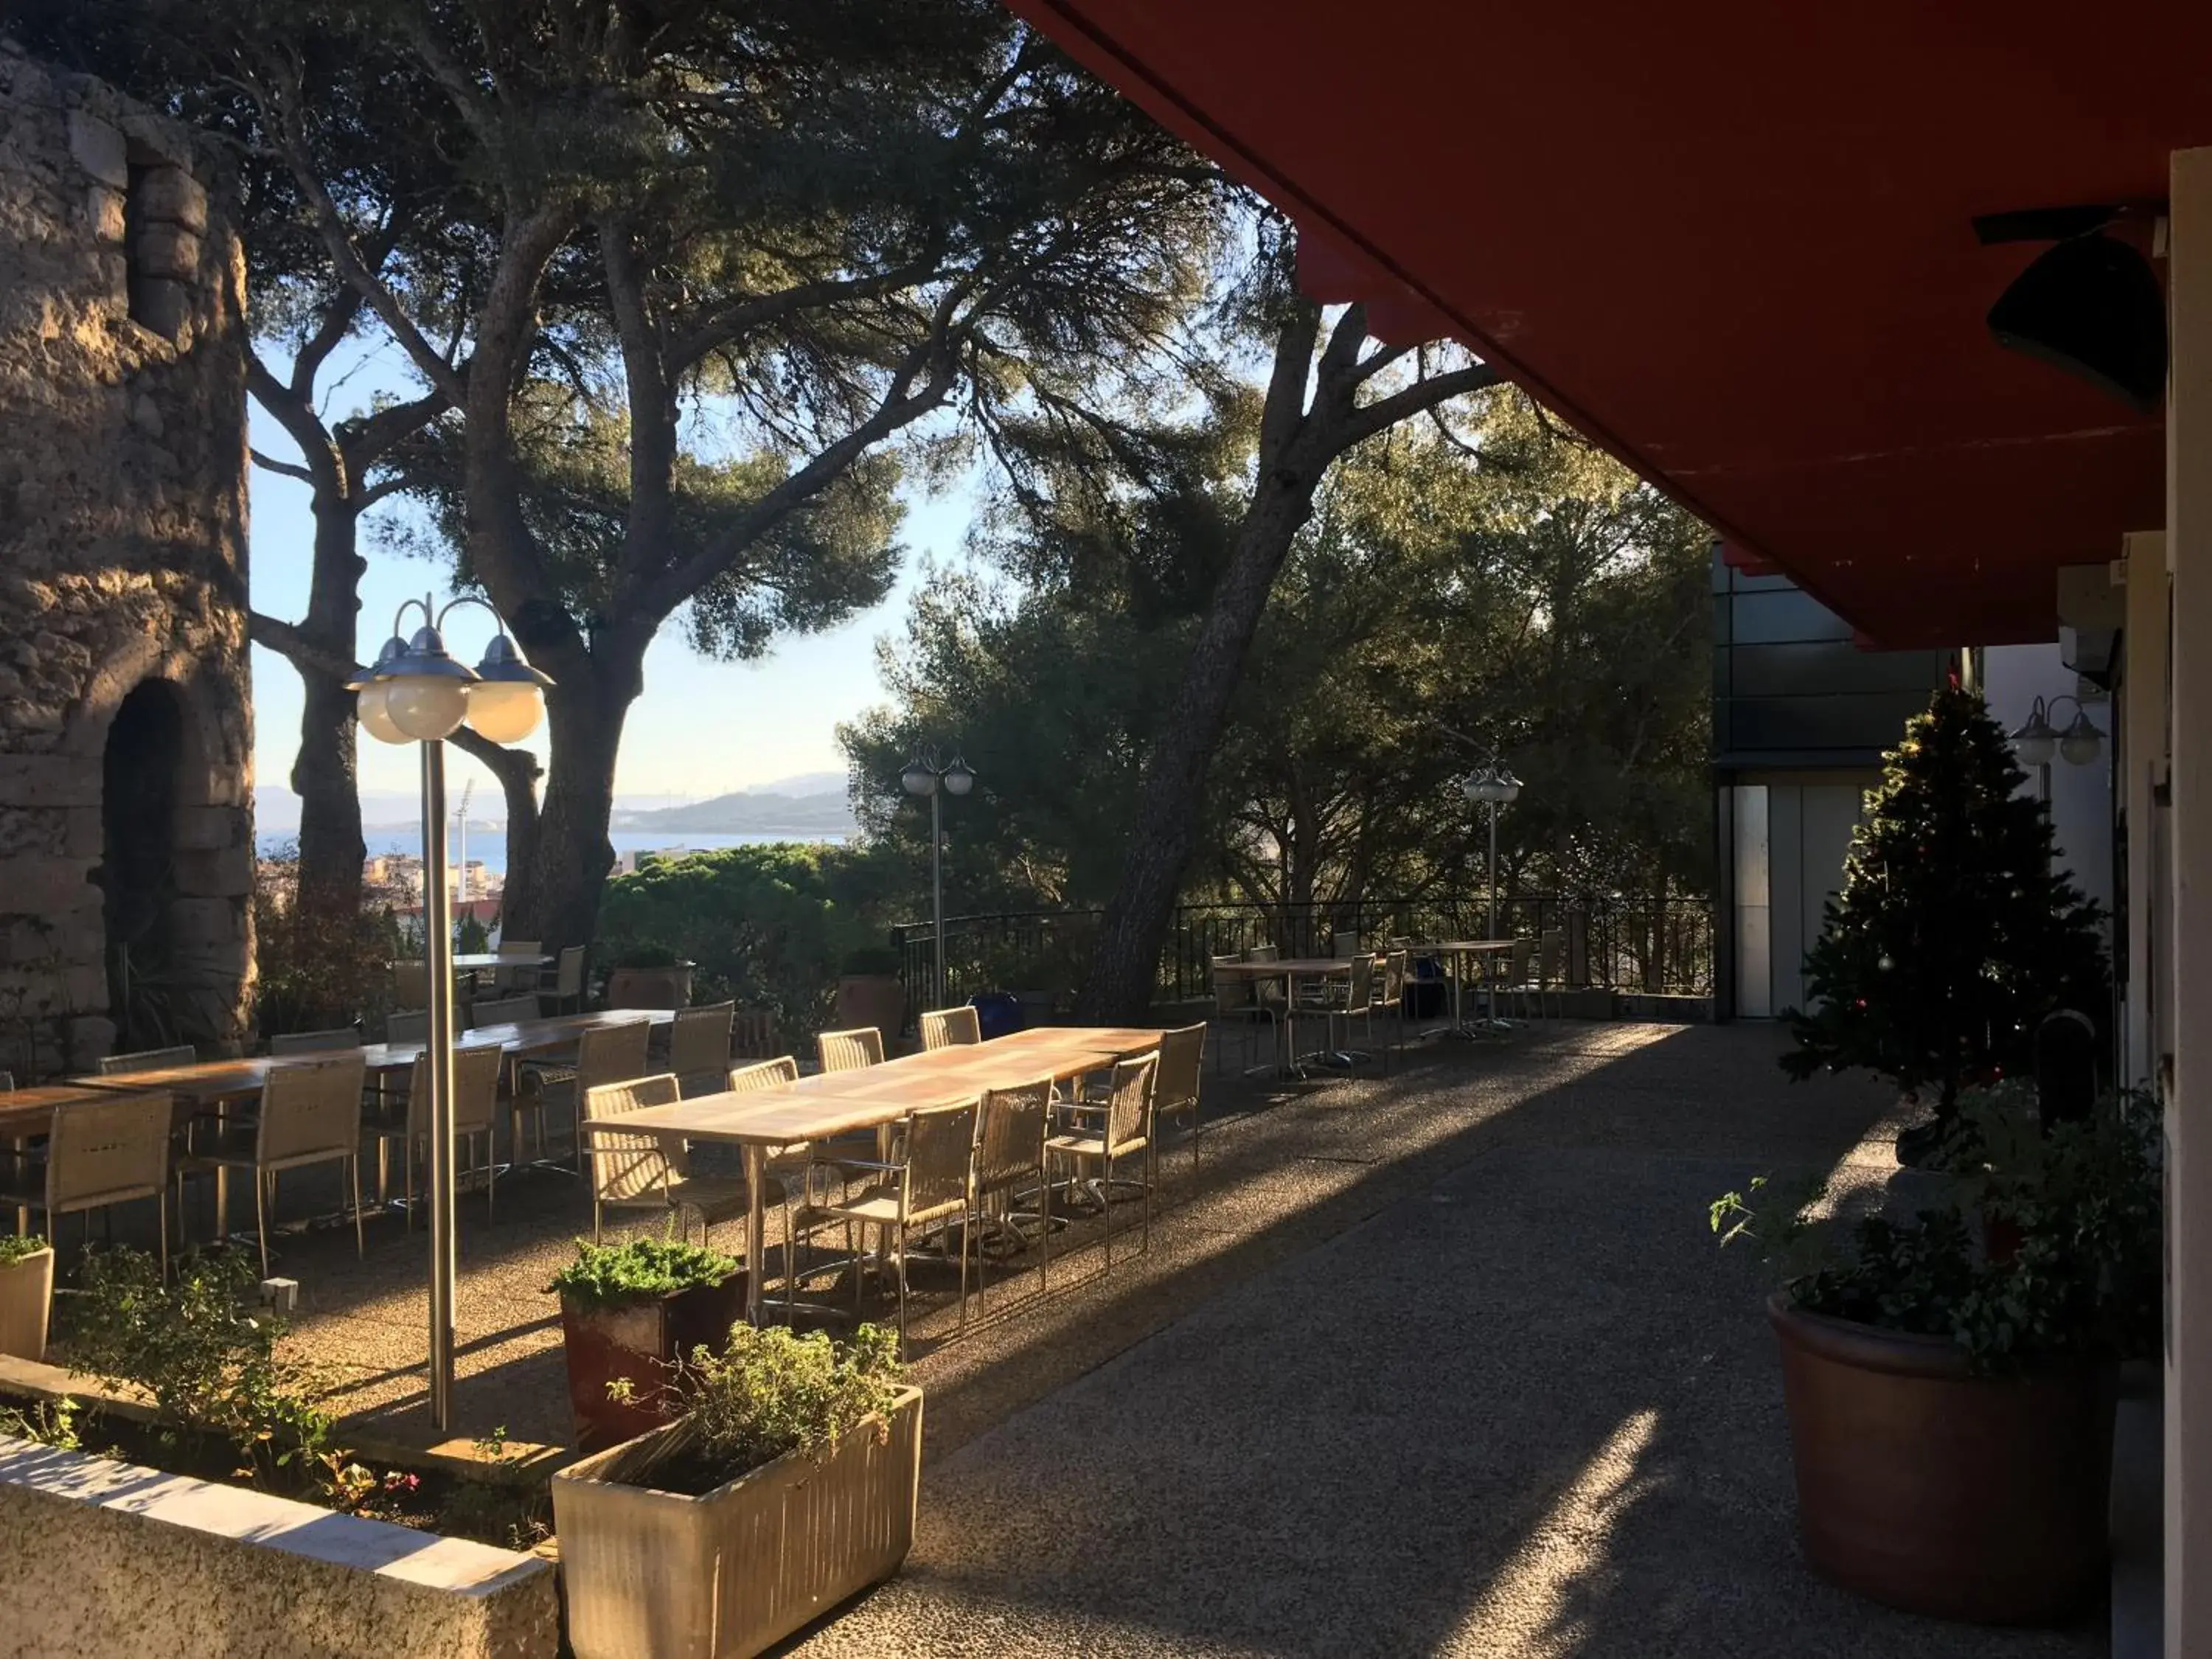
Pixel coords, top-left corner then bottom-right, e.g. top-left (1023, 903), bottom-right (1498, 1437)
top-left (383, 675), bottom-right (469, 742)
top-left (2057, 710), bottom-right (2104, 767)
top-left (901, 762), bottom-right (936, 797)
top-left (1497, 771), bottom-right (1523, 804)
top-left (943, 756), bottom-right (975, 797)
top-left (465, 679), bottom-right (546, 744)
top-left (356, 681), bottom-right (409, 745)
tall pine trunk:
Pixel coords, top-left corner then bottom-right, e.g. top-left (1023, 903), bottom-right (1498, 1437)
top-left (288, 499), bottom-right (367, 911)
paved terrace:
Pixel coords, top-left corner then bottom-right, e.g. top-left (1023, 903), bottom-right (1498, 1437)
top-left (238, 1019), bottom-right (2107, 1658)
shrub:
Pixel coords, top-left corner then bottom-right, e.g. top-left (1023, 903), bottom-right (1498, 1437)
top-left (549, 1237), bottom-right (740, 1310)
top-left (0, 1233), bottom-right (49, 1267)
top-left (252, 841), bottom-right (409, 1037)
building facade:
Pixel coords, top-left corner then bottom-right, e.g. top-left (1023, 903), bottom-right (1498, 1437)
top-left (0, 45), bottom-right (254, 1074)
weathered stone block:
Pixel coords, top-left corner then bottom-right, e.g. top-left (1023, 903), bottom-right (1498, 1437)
top-left (135, 164), bottom-right (207, 232)
top-left (84, 184), bottom-right (124, 243)
top-left (174, 844), bottom-right (253, 897)
top-left (65, 110), bottom-right (125, 187)
top-left (133, 223), bottom-right (200, 280)
top-left (174, 805), bottom-right (242, 852)
top-left (0, 855), bottom-right (100, 916)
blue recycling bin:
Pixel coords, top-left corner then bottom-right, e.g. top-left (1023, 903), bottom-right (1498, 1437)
top-left (970, 991), bottom-right (1026, 1040)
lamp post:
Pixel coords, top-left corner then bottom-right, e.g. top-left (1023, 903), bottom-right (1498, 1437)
top-left (1461, 760), bottom-right (1523, 1028)
top-left (347, 595), bottom-right (550, 1432)
top-left (901, 751), bottom-right (975, 1010)
top-left (2007, 694), bottom-right (2106, 799)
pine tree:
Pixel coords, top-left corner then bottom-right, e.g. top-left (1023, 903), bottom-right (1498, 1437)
top-left (1779, 681), bottom-right (2110, 1113)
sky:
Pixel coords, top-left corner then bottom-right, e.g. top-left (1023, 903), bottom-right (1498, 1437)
top-left (248, 342), bottom-right (970, 820)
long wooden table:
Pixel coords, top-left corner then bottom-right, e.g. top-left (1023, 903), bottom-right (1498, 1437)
top-left (585, 1025), bottom-right (1169, 1324)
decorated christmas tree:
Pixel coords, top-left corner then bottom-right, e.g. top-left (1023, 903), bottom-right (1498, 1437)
top-left (1780, 681), bottom-right (2111, 1124)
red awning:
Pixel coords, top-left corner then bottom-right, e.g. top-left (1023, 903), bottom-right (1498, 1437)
top-left (1007, 0), bottom-right (2212, 646)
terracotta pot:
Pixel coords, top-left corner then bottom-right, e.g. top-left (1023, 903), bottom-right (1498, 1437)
top-left (554, 1388), bottom-right (923, 1659)
top-left (559, 1273), bottom-right (746, 1453)
top-left (605, 962), bottom-right (695, 1010)
top-left (0, 1247), bottom-right (54, 1361)
top-left (833, 974), bottom-right (905, 1053)
top-left (1770, 1292), bottom-right (2114, 1623)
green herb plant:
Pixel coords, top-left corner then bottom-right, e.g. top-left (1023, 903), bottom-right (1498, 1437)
top-left (549, 1237), bottom-right (740, 1310)
top-left (1713, 1083), bottom-right (2162, 1371)
top-left (0, 1395), bottom-right (79, 1450)
top-left (0, 1233), bottom-right (50, 1268)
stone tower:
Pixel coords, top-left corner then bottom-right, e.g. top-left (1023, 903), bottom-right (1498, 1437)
top-left (0, 45), bottom-right (254, 1074)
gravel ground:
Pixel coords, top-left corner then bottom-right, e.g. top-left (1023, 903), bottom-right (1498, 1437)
top-left (234, 1020), bottom-right (2100, 1655)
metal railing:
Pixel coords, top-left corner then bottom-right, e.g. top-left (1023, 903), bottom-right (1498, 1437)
top-left (891, 894), bottom-right (1715, 1012)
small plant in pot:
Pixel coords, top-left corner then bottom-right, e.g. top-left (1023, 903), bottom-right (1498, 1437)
top-left (550, 1237), bottom-right (746, 1452)
top-left (603, 942), bottom-right (696, 1010)
top-left (553, 1322), bottom-right (921, 1659)
top-left (0, 1233), bottom-right (55, 1361)
top-left (1714, 1082), bottom-right (2160, 1624)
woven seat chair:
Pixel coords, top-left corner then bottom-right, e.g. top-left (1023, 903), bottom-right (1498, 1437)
top-left (1147, 1024), bottom-right (1207, 1171)
top-left (392, 961), bottom-right (431, 1008)
top-left (731, 1009), bottom-right (779, 1062)
top-left (178, 1056), bottom-right (367, 1274)
top-left (469, 995), bottom-right (542, 1029)
top-left (517, 1018), bottom-right (652, 1172)
top-left (818, 1026), bottom-right (885, 1073)
top-left (801, 1099), bottom-right (976, 1356)
top-left (491, 940), bottom-right (542, 993)
top-left (385, 1009), bottom-right (430, 1044)
top-left (271, 1024), bottom-right (363, 1057)
top-left (1531, 929), bottom-right (1565, 1020)
top-left (95, 1044), bottom-right (194, 1076)
top-left (540, 945), bottom-right (585, 1015)
top-left (972, 1077), bottom-right (1054, 1308)
top-left (1371, 950), bottom-right (1410, 1065)
top-left (369, 1045), bottom-right (505, 1225)
top-left (919, 1006), bottom-right (981, 1051)
top-left (1325, 953), bottom-right (1380, 1068)
top-left (582, 1074), bottom-right (754, 1248)
top-left (1211, 953), bottom-right (1274, 1075)
top-left (0, 1093), bottom-right (172, 1273)
top-left (1484, 939), bottom-right (1536, 1020)
top-left (1046, 1052), bottom-right (1157, 1272)
top-left (667, 1002), bottom-right (734, 1098)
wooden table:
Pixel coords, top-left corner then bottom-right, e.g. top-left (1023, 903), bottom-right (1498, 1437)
top-left (1211, 958), bottom-right (1357, 1075)
top-left (1413, 940), bottom-right (1517, 1036)
top-left (452, 953), bottom-right (553, 973)
top-left (585, 1026), bottom-right (1164, 1324)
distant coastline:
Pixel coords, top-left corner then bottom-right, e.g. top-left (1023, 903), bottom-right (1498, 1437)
top-left (255, 827), bottom-right (847, 876)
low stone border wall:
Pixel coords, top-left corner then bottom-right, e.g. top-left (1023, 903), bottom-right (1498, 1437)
top-left (0, 1436), bottom-right (557, 1659)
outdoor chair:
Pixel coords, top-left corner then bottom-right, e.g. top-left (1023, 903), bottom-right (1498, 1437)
top-left (1324, 953), bottom-right (1379, 1068)
top-left (1147, 1023), bottom-right (1207, 1171)
top-left (177, 1054), bottom-right (367, 1274)
top-left (919, 1006), bottom-right (982, 1051)
top-left (818, 1026), bottom-right (886, 1073)
top-left (582, 1073), bottom-right (752, 1248)
top-left (971, 1077), bottom-right (1054, 1308)
top-left (800, 1099), bottom-right (977, 1357)
top-left (96, 1044), bottom-right (194, 1076)
top-left (1046, 1051), bottom-right (1157, 1272)
top-left (516, 1017), bottom-right (652, 1172)
top-left (731, 1009), bottom-right (779, 1062)
top-left (1530, 929), bottom-right (1565, 1019)
top-left (386, 1009), bottom-right (430, 1045)
top-left (1372, 950), bottom-right (1410, 1065)
top-left (392, 961), bottom-right (431, 1008)
top-left (469, 995), bottom-right (542, 1028)
top-left (539, 945), bottom-right (586, 1015)
top-left (1484, 939), bottom-right (1536, 1021)
top-left (0, 1093), bottom-right (172, 1274)
top-left (668, 1002), bottom-right (736, 1098)
top-left (1331, 929), bottom-right (1364, 959)
top-left (1210, 953), bottom-right (1275, 1075)
top-left (0, 1071), bottom-right (12, 1092)
top-left (492, 939), bottom-right (542, 992)
top-left (1243, 943), bottom-right (1289, 1018)
top-left (271, 1024), bottom-right (362, 1057)
top-left (369, 1044), bottom-right (505, 1224)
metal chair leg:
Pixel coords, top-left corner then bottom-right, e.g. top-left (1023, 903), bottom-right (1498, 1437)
top-left (254, 1169), bottom-right (270, 1279)
top-left (349, 1155), bottom-right (364, 1258)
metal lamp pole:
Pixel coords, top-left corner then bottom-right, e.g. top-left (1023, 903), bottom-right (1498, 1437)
top-left (349, 596), bottom-right (551, 1432)
top-left (902, 752), bottom-right (975, 1010)
top-left (1461, 761), bottom-right (1523, 1028)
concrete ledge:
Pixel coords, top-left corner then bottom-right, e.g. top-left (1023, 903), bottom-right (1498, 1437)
top-left (0, 1436), bottom-right (557, 1659)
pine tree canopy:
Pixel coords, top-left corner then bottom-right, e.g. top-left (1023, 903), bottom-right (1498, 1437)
top-left (1778, 681), bottom-right (2110, 1105)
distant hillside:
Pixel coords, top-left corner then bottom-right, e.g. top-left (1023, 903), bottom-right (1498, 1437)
top-left (612, 789), bottom-right (856, 835)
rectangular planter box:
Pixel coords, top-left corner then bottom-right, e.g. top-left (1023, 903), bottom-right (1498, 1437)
top-left (553, 1387), bottom-right (923, 1659)
top-left (0, 1435), bottom-right (558, 1659)
top-left (560, 1273), bottom-right (748, 1453)
top-left (0, 1246), bottom-right (53, 1361)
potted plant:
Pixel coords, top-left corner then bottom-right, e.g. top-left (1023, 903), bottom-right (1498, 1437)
top-left (550, 1238), bottom-right (746, 1452)
top-left (1778, 683), bottom-right (2110, 1165)
top-left (834, 945), bottom-right (905, 1049)
top-left (0, 1233), bottom-right (53, 1360)
top-left (554, 1323), bottom-right (919, 1659)
top-left (605, 942), bottom-right (696, 1010)
top-left (1713, 1082), bottom-right (2160, 1623)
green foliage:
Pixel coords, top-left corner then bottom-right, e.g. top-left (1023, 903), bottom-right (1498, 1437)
top-left (549, 1238), bottom-right (740, 1311)
top-left (595, 844), bottom-right (911, 1046)
top-left (650, 1324), bottom-right (903, 1493)
top-left (1780, 684), bottom-right (2111, 1105)
top-left (456, 914), bottom-right (492, 957)
top-left (252, 842), bottom-right (406, 1037)
top-left (1713, 1085), bottom-right (2162, 1369)
top-left (0, 1234), bottom-right (50, 1268)
top-left (0, 1396), bottom-right (79, 1450)
top-left (62, 1247), bottom-right (331, 1486)
top-left (840, 945), bottom-right (902, 977)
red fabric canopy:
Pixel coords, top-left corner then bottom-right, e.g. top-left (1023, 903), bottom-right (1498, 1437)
top-left (1008, 0), bottom-right (2212, 645)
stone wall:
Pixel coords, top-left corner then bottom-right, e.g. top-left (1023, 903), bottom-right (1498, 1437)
top-left (0, 44), bottom-right (253, 1073)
